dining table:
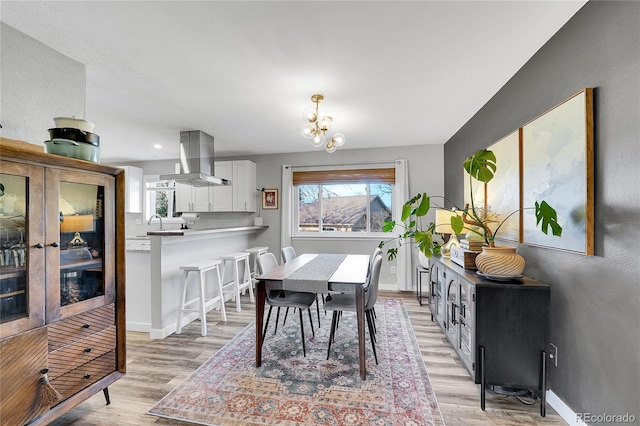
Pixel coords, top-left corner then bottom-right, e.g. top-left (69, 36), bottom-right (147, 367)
top-left (255, 253), bottom-right (371, 379)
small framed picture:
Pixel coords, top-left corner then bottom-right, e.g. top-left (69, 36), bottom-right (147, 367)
top-left (262, 188), bottom-right (278, 210)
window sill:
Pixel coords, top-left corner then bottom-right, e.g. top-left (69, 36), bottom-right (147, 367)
top-left (292, 233), bottom-right (386, 241)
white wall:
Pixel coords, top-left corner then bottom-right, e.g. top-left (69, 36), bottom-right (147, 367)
top-left (0, 23), bottom-right (86, 144)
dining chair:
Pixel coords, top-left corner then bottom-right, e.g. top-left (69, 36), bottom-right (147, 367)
top-left (324, 253), bottom-right (383, 364)
top-left (281, 246), bottom-right (297, 263)
top-left (257, 252), bottom-right (316, 357)
top-left (281, 245), bottom-right (324, 327)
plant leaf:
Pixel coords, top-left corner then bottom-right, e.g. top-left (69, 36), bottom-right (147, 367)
top-left (463, 149), bottom-right (497, 183)
top-left (450, 214), bottom-right (465, 234)
top-left (415, 194), bottom-right (430, 217)
top-left (401, 202), bottom-right (413, 222)
top-left (535, 201), bottom-right (563, 237)
top-left (382, 220), bottom-right (396, 233)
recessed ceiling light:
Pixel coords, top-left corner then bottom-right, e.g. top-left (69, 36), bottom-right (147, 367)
top-left (153, 144), bottom-right (162, 149)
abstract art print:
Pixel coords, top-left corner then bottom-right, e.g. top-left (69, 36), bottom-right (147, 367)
top-left (522, 88), bottom-right (594, 254)
top-left (486, 129), bottom-right (521, 242)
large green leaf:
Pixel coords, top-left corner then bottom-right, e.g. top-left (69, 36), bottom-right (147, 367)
top-left (415, 194), bottom-right (430, 217)
top-left (450, 213), bottom-right (465, 234)
top-left (463, 149), bottom-right (497, 184)
top-left (535, 201), bottom-right (563, 236)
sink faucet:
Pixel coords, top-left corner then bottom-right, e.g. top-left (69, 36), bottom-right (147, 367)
top-left (148, 214), bottom-right (164, 231)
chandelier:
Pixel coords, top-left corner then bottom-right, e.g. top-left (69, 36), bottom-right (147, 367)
top-left (301, 94), bottom-right (346, 153)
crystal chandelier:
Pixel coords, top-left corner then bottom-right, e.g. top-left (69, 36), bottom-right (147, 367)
top-left (301, 94), bottom-right (346, 153)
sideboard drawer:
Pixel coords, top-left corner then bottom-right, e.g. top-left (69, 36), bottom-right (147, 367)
top-left (50, 350), bottom-right (115, 399)
top-left (48, 304), bottom-right (115, 351)
top-left (48, 326), bottom-right (116, 379)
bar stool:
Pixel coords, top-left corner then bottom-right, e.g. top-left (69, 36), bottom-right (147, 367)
top-left (245, 246), bottom-right (269, 282)
top-left (220, 252), bottom-right (254, 312)
top-left (176, 259), bottom-right (226, 336)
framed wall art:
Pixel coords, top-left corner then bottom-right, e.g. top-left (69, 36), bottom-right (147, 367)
top-left (521, 88), bottom-right (594, 255)
top-left (485, 129), bottom-right (521, 242)
top-left (262, 188), bottom-right (279, 210)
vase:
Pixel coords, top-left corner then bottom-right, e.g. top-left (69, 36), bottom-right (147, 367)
top-left (417, 249), bottom-right (430, 269)
top-left (475, 246), bottom-right (525, 276)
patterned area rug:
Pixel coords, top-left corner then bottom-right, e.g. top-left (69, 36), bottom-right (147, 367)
top-left (149, 298), bottom-right (444, 425)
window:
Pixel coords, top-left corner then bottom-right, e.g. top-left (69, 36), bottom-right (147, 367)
top-left (293, 168), bottom-right (394, 234)
top-left (144, 176), bottom-right (179, 220)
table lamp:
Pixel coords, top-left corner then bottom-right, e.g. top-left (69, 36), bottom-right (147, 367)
top-left (60, 214), bottom-right (94, 247)
top-left (435, 209), bottom-right (460, 258)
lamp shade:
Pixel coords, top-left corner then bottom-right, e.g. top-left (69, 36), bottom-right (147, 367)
top-left (435, 209), bottom-right (456, 235)
top-left (60, 214), bottom-right (94, 233)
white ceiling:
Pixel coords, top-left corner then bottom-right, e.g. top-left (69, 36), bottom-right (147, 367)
top-left (1, 1), bottom-right (587, 164)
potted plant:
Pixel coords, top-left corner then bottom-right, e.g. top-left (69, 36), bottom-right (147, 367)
top-left (380, 149), bottom-right (563, 276)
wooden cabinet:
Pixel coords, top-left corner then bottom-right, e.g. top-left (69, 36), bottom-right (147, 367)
top-left (429, 256), bottom-right (549, 416)
top-left (0, 138), bottom-right (125, 426)
top-left (176, 160), bottom-right (256, 213)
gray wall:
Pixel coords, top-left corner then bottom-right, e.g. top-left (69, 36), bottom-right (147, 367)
top-left (0, 23), bottom-right (86, 144)
top-left (443, 2), bottom-right (639, 420)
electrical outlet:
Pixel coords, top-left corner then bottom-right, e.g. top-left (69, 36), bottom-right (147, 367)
top-left (390, 266), bottom-right (396, 274)
top-left (549, 343), bottom-right (558, 367)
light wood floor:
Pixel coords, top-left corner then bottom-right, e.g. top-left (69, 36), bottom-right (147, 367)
top-left (50, 291), bottom-right (567, 425)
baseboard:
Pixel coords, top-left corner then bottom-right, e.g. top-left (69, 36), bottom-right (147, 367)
top-left (547, 390), bottom-right (581, 425)
top-left (126, 321), bottom-right (150, 332)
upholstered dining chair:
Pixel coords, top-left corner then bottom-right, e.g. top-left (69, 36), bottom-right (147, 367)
top-left (281, 245), bottom-right (324, 327)
top-left (324, 253), bottom-right (383, 364)
top-left (257, 252), bottom-right (316, 357)
top-left (281, 246), bottom-right (297, 264)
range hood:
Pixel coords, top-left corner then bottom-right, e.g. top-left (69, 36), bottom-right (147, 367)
top-left (160, 130), bottom-right (230, 187)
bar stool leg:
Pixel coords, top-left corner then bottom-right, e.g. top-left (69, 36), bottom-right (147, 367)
top-left (244, 256), bottom-right (255, 303)
top-left (198, 269), bottom-right (207, 336)
top-left (176, 269), bottom-right (190, 334)
top-left (234, 260), bottom-right (242, 312)
top-left (214, 265), bottom-right (227, 321)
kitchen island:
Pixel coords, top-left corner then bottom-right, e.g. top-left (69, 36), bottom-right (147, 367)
top-left (127, 226), bottom-right (267, 338)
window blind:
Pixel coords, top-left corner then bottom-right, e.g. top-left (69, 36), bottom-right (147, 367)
top-left (292, 168), bottom-right (395, 185)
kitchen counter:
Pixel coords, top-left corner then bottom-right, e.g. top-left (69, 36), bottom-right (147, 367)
top-left (146, 225), bottom-right (267, 237)
top-left (132, 224), bottom-right (267, 338)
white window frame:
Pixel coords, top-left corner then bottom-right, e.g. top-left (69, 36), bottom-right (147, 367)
top-left (294, 182), bottom-right (391, 236)
top-left (281, 159), bottom-right (411, 290)
top-left (143, 174), bottom-right (183, 223)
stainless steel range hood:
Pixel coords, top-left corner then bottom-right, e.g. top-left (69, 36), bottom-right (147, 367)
top-left (160, 130), bottom-right (230, 187)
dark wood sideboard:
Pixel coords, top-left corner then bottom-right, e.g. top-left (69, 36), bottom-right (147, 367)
top-left (428, 255), bottom-right (550, 416)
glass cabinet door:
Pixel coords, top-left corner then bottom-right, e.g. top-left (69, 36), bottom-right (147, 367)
top-left (45, 168), bottom-right (115, 321)
top-left (0, 161), bottom-right (45, 337)
top-left (58, 181), bottom-right (105, 306)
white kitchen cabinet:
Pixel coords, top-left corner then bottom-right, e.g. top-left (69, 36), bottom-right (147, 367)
top-left (175, 182), bottom-right (211, 212)
top-left (232, 160), bottom-right (256, 212)
top-left (210, 161), bottom-right (233, 211)
top-left (175, 160), bottom-right (256, 212)
top-left (211, 160), bottom-right (255, 212)
top-left (118, 165), bottom-right (143, 213)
